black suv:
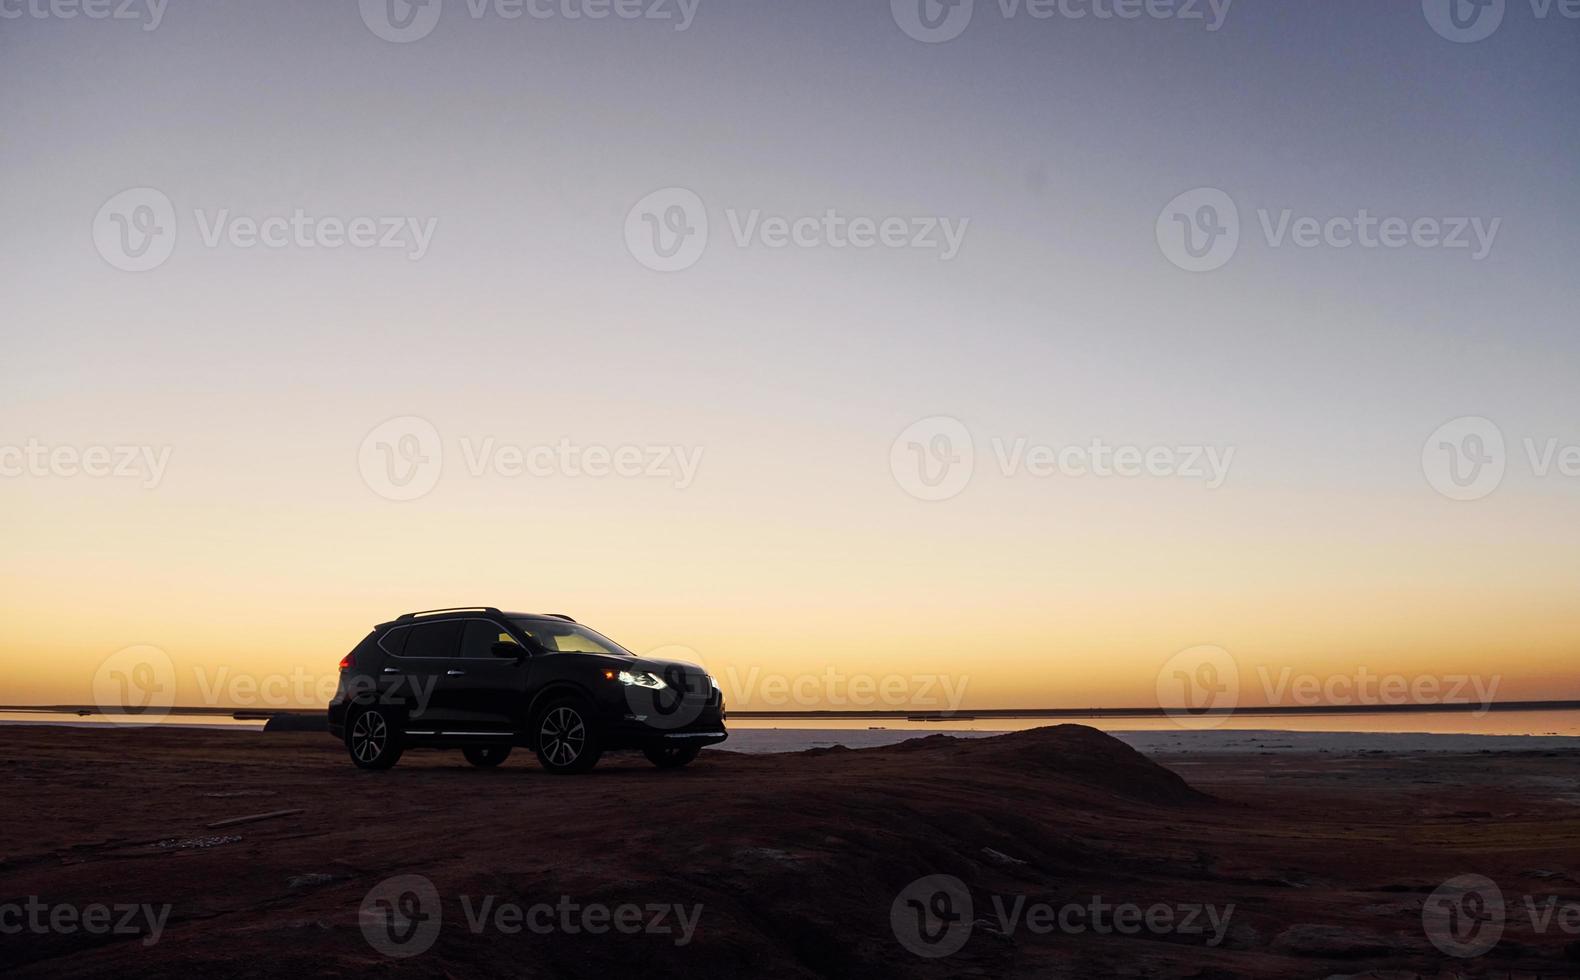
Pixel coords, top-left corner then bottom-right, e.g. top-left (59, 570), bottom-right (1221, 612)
top-left (327, 607), bottom-right (727, 773)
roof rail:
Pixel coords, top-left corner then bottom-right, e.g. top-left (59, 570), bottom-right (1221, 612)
top-left (397, 606), bottom-right (504, 621)
top-left (546, 613), bottom-right (577, 623)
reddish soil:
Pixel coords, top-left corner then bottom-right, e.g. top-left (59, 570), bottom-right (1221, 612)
top-left (2, 725), bottom-right (1578, 978)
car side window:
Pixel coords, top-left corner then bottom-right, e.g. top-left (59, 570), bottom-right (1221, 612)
top-left (459, 619), bottom-right (519, 659)
top-left (379, 626), bottom-right (410, 657)
top-left (400, 620), bottom-right (462, 658)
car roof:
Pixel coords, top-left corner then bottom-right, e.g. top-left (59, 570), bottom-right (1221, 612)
top-left (374, 610), bottom-right (572, 629)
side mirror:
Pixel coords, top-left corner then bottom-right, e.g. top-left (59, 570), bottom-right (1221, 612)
top-left (491, 641), bottom-right (525, 659)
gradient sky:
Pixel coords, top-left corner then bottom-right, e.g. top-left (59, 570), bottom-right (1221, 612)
top-left (2, 0), bottom-right (1578, 713)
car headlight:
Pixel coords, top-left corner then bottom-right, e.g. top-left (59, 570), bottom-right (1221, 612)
top-left (617, 669), bottom-right (668, 690)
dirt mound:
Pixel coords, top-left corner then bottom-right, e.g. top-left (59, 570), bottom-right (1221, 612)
top-left (863, 724), bottom-right (1207, 805)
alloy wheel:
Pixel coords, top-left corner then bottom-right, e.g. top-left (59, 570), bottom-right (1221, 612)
top-left (351, 710), bottom-right (388, 763)
top-left (539, 706), bottom-right (585, 767)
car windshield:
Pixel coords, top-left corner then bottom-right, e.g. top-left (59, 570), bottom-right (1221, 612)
top-left (510, 618), bottom-right (632, 656)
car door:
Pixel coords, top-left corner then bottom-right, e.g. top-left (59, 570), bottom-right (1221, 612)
top-left (383, 619), bottom-right (463, 729)
top-left (443, 618), bottom-right (533, 733)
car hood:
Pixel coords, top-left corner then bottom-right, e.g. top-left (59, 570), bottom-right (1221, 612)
top-left (578, 653), bottom-right (708, 677)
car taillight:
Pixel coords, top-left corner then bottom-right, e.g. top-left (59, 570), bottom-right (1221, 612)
top-left (339, 652), bottom-right (356, 671)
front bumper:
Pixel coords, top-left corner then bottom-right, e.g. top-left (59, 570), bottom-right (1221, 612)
top-left (594, 689), bottom-right (728, 749)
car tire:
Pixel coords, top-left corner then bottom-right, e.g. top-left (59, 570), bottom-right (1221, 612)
top-left (463, 744), bottom-right (512, 768)
top-left (533, 697), bottom-right (602, 775)
top-left (643, 743), bottom-right (701, 769)
top-left (346, 705), bottom-right (404, 770)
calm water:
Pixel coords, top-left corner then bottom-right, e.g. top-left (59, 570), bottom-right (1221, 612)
top-left (731, 710), bottom-right (1580, 737)
top-left (4, 709), bottom-right (1578, 736)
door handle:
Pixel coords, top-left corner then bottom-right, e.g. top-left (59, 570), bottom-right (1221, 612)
top-left (382, 668), bottom-right (401, 674)
top-left (446, 669), bottom-right (466, 676)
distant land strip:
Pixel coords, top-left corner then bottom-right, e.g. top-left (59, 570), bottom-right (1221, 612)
top-left (2, 700), bottom-right (1578, 722)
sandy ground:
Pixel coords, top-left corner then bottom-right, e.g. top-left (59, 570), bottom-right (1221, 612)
top-left (3, 724), bottom-right (1580, 978)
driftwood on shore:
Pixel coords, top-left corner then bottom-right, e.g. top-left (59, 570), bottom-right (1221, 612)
top-left (205, 809), bottom-right (306, 830)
